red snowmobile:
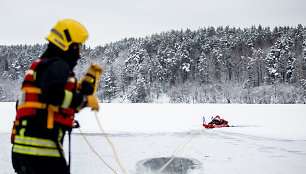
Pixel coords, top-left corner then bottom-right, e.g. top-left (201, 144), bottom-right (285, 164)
top-left (203, 116), bottom-right (229, 128)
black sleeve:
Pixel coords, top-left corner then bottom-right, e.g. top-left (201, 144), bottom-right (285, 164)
top-left (70, 90), bottom-right (85, 109)
top-left (40, 59), bottom-right (69, 106)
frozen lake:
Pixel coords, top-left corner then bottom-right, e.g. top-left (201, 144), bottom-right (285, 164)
top-left (1, 103), bottom-right (306, 174)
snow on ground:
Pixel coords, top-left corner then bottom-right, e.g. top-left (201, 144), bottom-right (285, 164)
top-left (1, 102), bottom-right (306, 174)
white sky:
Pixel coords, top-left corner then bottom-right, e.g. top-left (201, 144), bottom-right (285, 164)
top-left (1, 0), bottom-right (305, 47)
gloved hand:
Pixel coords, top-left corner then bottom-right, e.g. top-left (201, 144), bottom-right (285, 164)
top-left (78, 64), bottom-right (103, 95)
top-left (87, 63), bottom-right (103, 77)
top-left (87, 95), bottom-right (99, 111)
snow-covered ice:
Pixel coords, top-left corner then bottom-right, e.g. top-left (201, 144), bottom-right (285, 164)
top-left (1, 102), bottom-right (306, 174)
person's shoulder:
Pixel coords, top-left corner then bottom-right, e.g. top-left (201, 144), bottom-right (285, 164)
top-left (42, 57), bottom-right (69, 69)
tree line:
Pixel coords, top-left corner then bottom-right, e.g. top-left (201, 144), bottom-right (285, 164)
top-left (1, 25), bottom-right (305, 103)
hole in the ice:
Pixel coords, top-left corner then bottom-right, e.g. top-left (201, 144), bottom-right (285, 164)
top-left (136, 157), bottom-right (201, 174)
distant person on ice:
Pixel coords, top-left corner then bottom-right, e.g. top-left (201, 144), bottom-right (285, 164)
top-left (208, 115), bottom-right (228, 125)
top-left (10, 19), bottom-right (103, 174)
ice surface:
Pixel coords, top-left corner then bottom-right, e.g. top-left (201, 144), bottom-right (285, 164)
top-left (1, 102), bottom-right (306, 174)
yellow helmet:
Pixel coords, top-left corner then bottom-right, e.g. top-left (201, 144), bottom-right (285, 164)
top-left (46, 19), bottom-right (89, 51)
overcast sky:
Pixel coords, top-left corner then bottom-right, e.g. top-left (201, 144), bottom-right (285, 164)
top-left (1, 0), bottom-right (305, 47)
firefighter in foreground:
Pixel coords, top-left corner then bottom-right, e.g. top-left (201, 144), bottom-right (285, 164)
top-left (11, 19), bottom-right (103, 174)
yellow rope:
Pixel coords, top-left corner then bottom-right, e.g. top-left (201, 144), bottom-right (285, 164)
top-left (78, 128), bottom-right (118, 174)
top-left (94, 111), bottom-right (127, 174)
top-left (93, 71), bottom-right (99, 95)
top-left (93, 71), bottom-right (127, 174)
top-left (155, 132), bottom-right (201, 174)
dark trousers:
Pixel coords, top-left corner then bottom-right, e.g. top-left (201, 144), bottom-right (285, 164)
top-left (12, 152), bottom-right (70, 174)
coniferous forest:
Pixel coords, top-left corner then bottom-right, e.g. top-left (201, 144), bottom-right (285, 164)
top-left (0, 25), bottom-right (305, 103)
